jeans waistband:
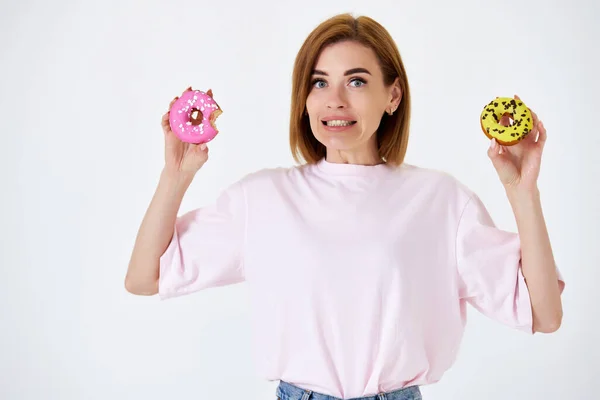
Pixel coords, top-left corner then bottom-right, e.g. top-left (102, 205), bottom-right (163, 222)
top-left (276, 381), bottom-right (422, 400)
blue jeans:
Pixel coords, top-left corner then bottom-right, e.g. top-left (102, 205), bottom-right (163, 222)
top-left (276, 381), bottom-right (422, 400)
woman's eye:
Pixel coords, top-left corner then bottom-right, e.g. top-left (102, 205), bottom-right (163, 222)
top-left (312, 79), bottom-right (326, 89)
top-left (311, 78), bottom-right (365, 89)
top-left (350, 78), bottom-right (366, 87)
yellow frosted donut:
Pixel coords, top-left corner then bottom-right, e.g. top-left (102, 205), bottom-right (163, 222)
top-left (480, 97), bottom-right (533, 146)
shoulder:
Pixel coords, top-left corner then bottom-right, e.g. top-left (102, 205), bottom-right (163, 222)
top-left (233, 163), bottom-right (306, 190)
top-left (396, 162), bottom-right (476, 206)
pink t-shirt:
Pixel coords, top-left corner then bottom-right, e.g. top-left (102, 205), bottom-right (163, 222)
top-left (159, 158), bottom-right (565, 398)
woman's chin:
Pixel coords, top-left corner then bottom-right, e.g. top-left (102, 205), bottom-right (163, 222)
top-left (315, 134), bottom-right (361, 150)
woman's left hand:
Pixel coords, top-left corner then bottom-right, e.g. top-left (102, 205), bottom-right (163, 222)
top-left (487, 95), bottom-right (546, 192)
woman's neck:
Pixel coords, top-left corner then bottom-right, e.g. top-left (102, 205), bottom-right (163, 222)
top-left (326, 147), bottom-right (383, 166)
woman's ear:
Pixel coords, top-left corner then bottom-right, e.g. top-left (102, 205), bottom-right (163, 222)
top-left (390, 77), bottom-right (402, 108)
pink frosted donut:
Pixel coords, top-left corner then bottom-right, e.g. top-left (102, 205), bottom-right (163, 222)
top-left (168, 89), bottom-right (222, 144)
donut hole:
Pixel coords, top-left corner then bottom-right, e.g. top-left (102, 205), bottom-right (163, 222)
top-left (500, 112), bottom-right (514, 127)
top-left (190, 108), bottom-right (204, 126)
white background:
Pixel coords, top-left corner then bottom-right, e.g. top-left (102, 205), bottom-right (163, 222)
top-left (1, 0), bottom-right (598, 399)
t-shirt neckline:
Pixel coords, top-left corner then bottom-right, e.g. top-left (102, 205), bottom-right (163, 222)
top-left (315, 157), bottom-right (393, 176)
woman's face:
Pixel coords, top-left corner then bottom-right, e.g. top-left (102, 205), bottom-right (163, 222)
top-left (305, 40), bottom-right (401, 163)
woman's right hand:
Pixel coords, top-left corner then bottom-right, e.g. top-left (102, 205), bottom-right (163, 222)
top-left (161, 87), bottom-right (209, 175)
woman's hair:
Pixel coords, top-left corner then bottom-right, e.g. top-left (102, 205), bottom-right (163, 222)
top-left (289, 13), bottom-right (411, 166)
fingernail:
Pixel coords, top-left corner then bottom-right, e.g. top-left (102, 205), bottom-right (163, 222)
top-left (489, 138), bottom-right (495, 149)
top-left (200, 144), bottom-right (207, 150)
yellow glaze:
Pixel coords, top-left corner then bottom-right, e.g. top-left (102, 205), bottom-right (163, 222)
top-left (480, 97), bottom-right (533, 146)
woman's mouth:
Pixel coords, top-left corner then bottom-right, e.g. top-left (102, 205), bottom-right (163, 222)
top-left (321, 119), bottom-right (357, 132)
top-left (322, 120), bottom-right (357, 127)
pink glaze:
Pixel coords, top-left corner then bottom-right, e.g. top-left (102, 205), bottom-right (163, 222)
top-left (168, 90), bottom-right (221, 144)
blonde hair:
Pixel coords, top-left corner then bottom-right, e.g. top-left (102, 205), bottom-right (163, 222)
top-left (289, 13), bottom-right (411, 166)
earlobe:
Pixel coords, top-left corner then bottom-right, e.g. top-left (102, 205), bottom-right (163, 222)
top-left (389, 91), bottom-right (402, 115)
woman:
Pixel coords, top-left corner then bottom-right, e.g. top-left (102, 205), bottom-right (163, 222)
top-left (125, 13), bottom-right (565, 400)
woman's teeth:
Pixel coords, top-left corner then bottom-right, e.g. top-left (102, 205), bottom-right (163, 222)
top-left (324, 120), bottom-right (356, 127)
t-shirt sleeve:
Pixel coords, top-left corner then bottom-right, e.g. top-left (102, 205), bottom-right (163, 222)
top-left (158, 180), bottom-right (246, 300)
top-left (455, 193), bottom-right (565, 334)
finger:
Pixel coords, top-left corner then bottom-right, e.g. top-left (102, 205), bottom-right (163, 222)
top-left (165, 96), bottom-right (179, 118)
top-left (514, 94), bottom-right (521, 101)
top-left (161, 114), bottom-right (171, 134)
top-left (487, 138), bottom-right (512, 176)
top-left (537, 120), bottom-right (547, 148)
top-left (530, 109), bottom-right (538, 123)
top-left (524, 118), bottom-right (540, 144)
top-left (162, 97), bottom-right (178, 128)
top-left (525, 106), bottom-right (539, 138)
top-left (192, 143), bottom-right (209, 157)
top-left (488, 138), bottom-right (501, 158)
top-left (499, 143), bottom-right (506, 155)
top-left (166, 97), bottom-right (178, 116)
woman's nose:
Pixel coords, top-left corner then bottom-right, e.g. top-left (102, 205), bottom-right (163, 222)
top-left (325, 87), bottom-right (348, 109)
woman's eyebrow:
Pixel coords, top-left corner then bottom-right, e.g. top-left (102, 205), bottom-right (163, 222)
top-left (311, 68), bottom-right (372, 76)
